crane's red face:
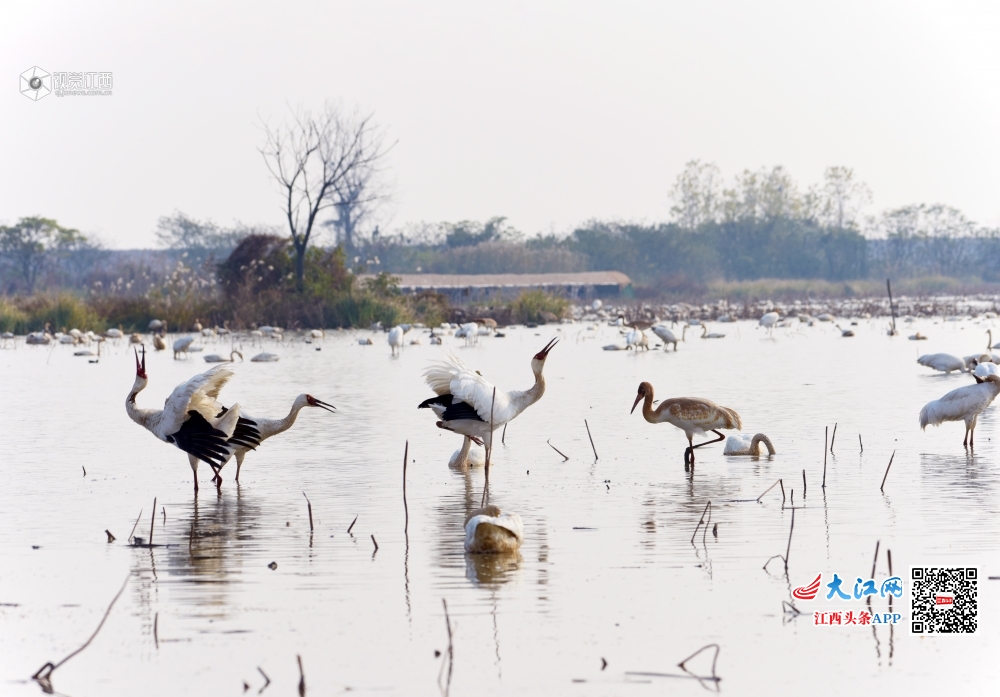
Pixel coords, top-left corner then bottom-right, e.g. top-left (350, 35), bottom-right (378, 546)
top-left (306, 394), bottom-right (336, 413)
top-left (533, 338), bottom-right (558, 361)
top-left (134, 346), bottom-right (147, 379)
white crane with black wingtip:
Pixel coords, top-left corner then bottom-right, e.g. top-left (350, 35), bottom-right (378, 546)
top-left (125, 347), bottom-right (253, 491)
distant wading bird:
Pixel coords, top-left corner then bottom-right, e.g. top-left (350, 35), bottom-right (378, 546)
top-left (920, 374), bottom-right (1000, 447)
top-left (418, 339), bottom-right (558, 462)
top-left (631, 381), bottom-right (742, 467)
top-left (125, 347), bottom-right (256, 491)
top-left (651, 324), bottom-right (684, 351)
top-left (917, 353), bottom-right (967, 374)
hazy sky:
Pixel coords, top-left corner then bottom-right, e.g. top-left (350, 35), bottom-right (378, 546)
top-left (3, 1), bottom-right (999, 248)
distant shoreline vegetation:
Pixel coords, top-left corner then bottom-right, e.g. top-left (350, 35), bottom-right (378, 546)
top-left (3, 162), bottom-right (999, 331)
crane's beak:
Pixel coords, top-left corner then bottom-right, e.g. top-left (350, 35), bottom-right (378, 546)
top-left (534, 337), bottom-right (558, 360)
top-left (631, 392), bottom-right (643, 414)
top-left (134, 346), bottom-right (147, 378)
top-left (307, 396), bottom-right (336, 413)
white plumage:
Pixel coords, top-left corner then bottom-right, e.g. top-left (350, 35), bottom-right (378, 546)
top-left (651, 324), bottom-right (681, 350)
top-left (173, 336), bottom-right (195, 359)
top-left (917, 353), bottom-right (967, 374)
top-left (724, 433), bottom-right (776, 456)
top-left (919, 374), bottom-right (1000, 446)
top-left (250, 352), bottom-right (280, 362)
top-left (974, 362), bottom-right (1000, 379)
top-left (625, 328), bottom-right (649, 350)
top-left (464, 505), bottom-right (523, 554)
top-left (388, 325), bottom-right (405, 356)
top-left (450, 437), bottom-right (487, 468)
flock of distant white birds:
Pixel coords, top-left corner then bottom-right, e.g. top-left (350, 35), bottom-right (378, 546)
top-left (5, 300), bottom-right (998, 553)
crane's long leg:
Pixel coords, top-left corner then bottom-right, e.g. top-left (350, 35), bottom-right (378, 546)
top-left (235, 452), bottom-right (245, 482)
top-left (188, 455), bottom-right (199, 492)
top-left (687, 430), bottom-right (726, 467)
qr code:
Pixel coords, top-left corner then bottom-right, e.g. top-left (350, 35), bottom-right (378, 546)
top-left (910, 567), bottom-right (977, 634)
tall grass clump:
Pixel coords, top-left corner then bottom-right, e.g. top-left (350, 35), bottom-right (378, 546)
top-left (510, 290), bottom-right (569, 324)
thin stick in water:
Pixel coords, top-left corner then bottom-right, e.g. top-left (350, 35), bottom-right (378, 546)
top-left (347, 515), bottom-right (357, 535)
top-left (82, 466), bottom-right (86, 477)
top-left (830, 423), bottom-right (838, 452)
top-left (371, 534), bottom-right (378, 552)
top-left (162, 507), bottom-right (166, 525)
top-left (481, 387), bottom-right (496, 507)
top-left (822, 427), bottom-right (828, 488)
top-left (402, 440), bottom-right (409, 535)
top-left (756, 479), bottom-right (781, 503)
top-left (302, 493), bottom-right (313, 532)
top-left (149, 497), bottom-right (157, 547)
top-left (546, 438), bottom-right (569, 461)
top-left (257, 667), bottom-right (271, 690)
top-left (779, 478), bottom-right (785, 505)
top-left (802, 469), bottom-right (807, 499)
top-left (690, 501), bottom-right (712, 544)
top-left (784, 507), bottom-right (796, 569)
top-left (154, 612), bottom-right (159, 649)
top-left (32, 574), bottom-right (129, 683)
top-left (585, 419), bottom-right (598, 460)
top-left (297, 655), bottom-right (306, 697)
top-left (880, 450), bottom-right (895, 492)
top-left (859, 434), bottom-right (863, 453)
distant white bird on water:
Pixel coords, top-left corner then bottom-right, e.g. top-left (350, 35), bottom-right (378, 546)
top-left (418, 338), bottom-right (558, 460)
top-left (125, 347), bottom-right (248, 491)
top-left (836, 324), bottom-right (855, 337)
top-left (759, 312), bottom-right (780, 336)
top-left (920, 374), bottom-right (1000, 447)
top-left (724, 433), bottom-right (776, 456)
top-left (651, 324), bottom-right (684, 351)
top-left (173, 336), bottom-right (195, 359)
top-left (388, 325), bottom-right (406, 356)
top-left (464, 504), bottom-right (523, 554)
top-left (631, 381), bottom-right (742, 466)
top-left (917, 353), bottom-right (967, 374)
top-left (204, 350), bottom-right (243, 363)
top-left (701, 325), bottom-right (725, 339)
top-left (626, 327), bottom-right (649, 350)
top-left (250, 352), bottom-right (280, 362)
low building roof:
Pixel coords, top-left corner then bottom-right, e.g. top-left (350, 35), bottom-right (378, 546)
top-left (359, 271), bottom-right (631, 289)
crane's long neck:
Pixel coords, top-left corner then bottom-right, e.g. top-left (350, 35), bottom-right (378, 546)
top-left (125, 377), bottom-right (158, 430)
top-left (508, 369), bottom-right (546, 416)
top-left (259, 396), bottom-right (309, 440)
top-left (641, 388), bottom-right (658, 424)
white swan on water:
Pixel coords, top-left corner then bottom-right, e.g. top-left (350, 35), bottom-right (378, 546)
top-left (724, 433), bottom-right (776, 456)
top-left (450, 436), bottom-right (486, 468)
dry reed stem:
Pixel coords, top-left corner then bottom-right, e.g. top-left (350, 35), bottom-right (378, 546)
top-left (880, 450), bottom-right (895, 492)
top-left (347, 515), bottom-right (357, 534)
top-left (546, 439), bottom-right (569, 461)
top-left (154, 612), bottom-right (159, 649)
top-left (104, 530), bottom-right (115, 543)
top-left (779, 479), bottom-right (786, 505)
top-left (859, 434), bottom-right (863, 453)
top-left (302, 493), bottom-right (313, 532)
top-left (822, 427), bottom-right (828, 488)
top-left (403, 440), bottom-right (409, 535)
top-left (32, 574), bottom-right (129, 683)
top-left (802, 469), bottom-right (807, 499)
top-left (691, 501), bottom-right (712, 544)
top-left (585, 419), bottom-right (598, 459)
top-left (756, 479), bottom-right (781, 503)
top-left (297, 655), bottom-right (306, 697)
top-left (149, 497), bottom-right (157, 547)
top-left (830, 423), bottom-right (838, 452)
top-left (371, 535), bottom-right (379, 552)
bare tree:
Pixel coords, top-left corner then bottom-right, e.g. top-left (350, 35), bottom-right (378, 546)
top-left (260, 104), bottom-right (391, 286)
top-left (669, 160), bottom-right (722, 229)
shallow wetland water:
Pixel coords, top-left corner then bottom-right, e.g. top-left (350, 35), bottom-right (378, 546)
top-left (2, 318), bottom-right (999, 695)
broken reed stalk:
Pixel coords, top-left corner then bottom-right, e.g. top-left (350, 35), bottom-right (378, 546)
top-left (154, 612), bottom-right (159, 649)
top-left (677, 643), bottom-right (720, 680)
top-left (691, 501), bottom-right (712, 544)
top-left (481, 387), bottom-right (496, 507)
top-left (162, 507), bottom-right (166, 525)
top-left (888, 549), bottom-right (893, 576)
top-left (546, 439), bottom-right (569, 461)
top-left (822, 427), bottom-right (828, 488)
top-left (779, 479), bottom-right (786, 505)
top-left (802, 469), bottom-right (807, 499)
top-left (441, 598), bottom-right (454, 697)
top-left (297, 655), bottom-right (306, 697)
top-left (830, 423), bottom-right (838, 452)
top-left (257, 667), bottom-right (271, 688)
top-left (403, 440), bottom-right (409, 535)
top-left (82, 466), bottom-right (86, 477)
top-left (302, 493), bottom-right (314, 532)
top-left (371, 534), bottom-right (379, 552)
top-left (32, 574), bottom-right (129, 682)
top-left (756, 479), bottom-right (781, 503)
top-left (859, 434), bottom-right (863, 453)
top-left (105, 530), bottom-right (115, 543)
top-left (149, 497), bottom-right (157, 546)
top-left (347, 515), bottom-right (358, 535)
top-left (784, 508), bottom-right (796, 569)
top-left (585, 419), bottom-right (599, 459)
top-left (880, 450), bottom-right (895, 492)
